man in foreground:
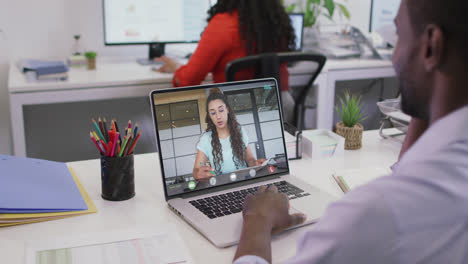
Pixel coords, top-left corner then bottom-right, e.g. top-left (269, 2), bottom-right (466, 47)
top-left (233, 0), bottom-right (468, 263)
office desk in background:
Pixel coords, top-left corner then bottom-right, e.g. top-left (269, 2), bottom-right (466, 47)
top-left (8, 57), bottom-right (394, 161)
top-left (0, 129), bottom-right (402, 264)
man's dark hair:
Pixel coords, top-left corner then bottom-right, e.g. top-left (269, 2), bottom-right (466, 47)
top-left (407, 0), bottom-right (468, 59)
top-left (207, 0), bottom-right (296, 55)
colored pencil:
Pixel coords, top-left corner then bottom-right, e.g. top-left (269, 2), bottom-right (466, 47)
top-left (92, 118), bottom-right (107, 144)
top-left (118, 135), bottom-right (130, 157)
top-left (103, 118), bottom-right (109, 142)
top-left (92, 131), bottom-right (100, 141)
top-left (98, 117), bottom-right (105, 138)
top-left (133, 123), bottom-right (139, 139)
top-left (122, 135), bottom-right (132, 156)
top-left (110, 132), bottom-right (119, 157)
top-left (106, 140), bottom-right (113, 157)
top-left (114, 120), bottom-right (122, 143)
top-left (90, 132), bottom-right (104, 155)
top-left (127, 120), bottom-right (132, 136)
top-left (126, 131), bottom-right (141, 155)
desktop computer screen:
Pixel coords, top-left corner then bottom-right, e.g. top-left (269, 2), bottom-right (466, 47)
top-left (103, 0), bottom-right (211, 63)
top-left (289, 13), bottom-right (304, 51)
top-left (103, 0), bottom-right (211, 45)
top-left (369, 0), bottom-right (401, 32)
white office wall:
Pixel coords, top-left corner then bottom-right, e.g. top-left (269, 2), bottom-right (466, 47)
top-left (0, 34), bottom-right (10, 155)
top-left (0, 0), bottom-right (75, 155)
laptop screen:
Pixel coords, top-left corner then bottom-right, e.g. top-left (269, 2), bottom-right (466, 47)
top-left (151, 79), bottom-right (289, 197)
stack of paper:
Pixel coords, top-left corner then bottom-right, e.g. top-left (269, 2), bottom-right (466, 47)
top-left (0, 155), bottom-right (97, 227)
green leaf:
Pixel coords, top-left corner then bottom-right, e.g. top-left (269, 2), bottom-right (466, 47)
top-left (286, 3), bottom-right (296, 13)
top-left (337, 3), bottom-right (351, 19)
top-left (323, 0), bottom-right (335, 18)
top-left (335, 90), bottom-right (367, 127)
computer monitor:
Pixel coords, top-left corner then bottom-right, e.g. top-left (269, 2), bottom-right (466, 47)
top-left (289, 13), bottom-right (304, 51)
top-left (102, 0), bottom-right (211, 64)
top-left (369, 0), bottom-right (400, 32)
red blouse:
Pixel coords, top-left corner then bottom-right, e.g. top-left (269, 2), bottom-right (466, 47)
top-left (173, 10), bottom-right (289, 91)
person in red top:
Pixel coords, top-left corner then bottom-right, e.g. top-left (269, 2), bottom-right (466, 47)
top-left (155, 0), bottom-right (296, 94)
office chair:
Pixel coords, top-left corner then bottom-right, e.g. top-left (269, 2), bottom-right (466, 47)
top-left (225, 52), bottom-right (326, 131)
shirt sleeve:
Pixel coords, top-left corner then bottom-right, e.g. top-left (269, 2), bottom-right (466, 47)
top-left (173, 14), bottom-right (231, 87)
top-left (233, 255), bottom-right (269, 264)
top-left (282, 184), bottom-right (399, 264)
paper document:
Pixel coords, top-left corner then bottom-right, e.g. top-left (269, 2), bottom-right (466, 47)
top-left (26, 228), bottom-right (193, 264)
top-left (0, 155), bottom-right (88, 213)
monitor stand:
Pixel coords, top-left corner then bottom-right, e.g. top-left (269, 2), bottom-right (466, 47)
top-left (136, 43), bottom-right (166, 65)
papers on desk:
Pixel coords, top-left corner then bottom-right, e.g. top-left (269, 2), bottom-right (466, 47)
top-left (26, 227), bottom-right (194, 264)
top-left (0, 155), bottom-right (97, 227)
top-left (0, 155), bottom-right (87, 213)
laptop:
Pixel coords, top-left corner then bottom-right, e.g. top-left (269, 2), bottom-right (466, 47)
top-left (150, 78), bottom-right (337, 248)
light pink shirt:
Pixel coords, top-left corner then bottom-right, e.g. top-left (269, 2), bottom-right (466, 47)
top-left (235, 105), bottom-right (468, 264)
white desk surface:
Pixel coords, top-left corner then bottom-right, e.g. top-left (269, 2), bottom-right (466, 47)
top-left (8, 57), bottom-right (393, 93)
top-left (0, 129), bottom-right (402, 264)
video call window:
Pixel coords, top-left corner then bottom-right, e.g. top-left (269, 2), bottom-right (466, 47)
top-left (153, 82), bottom-right (288, 196)
top-left (225, 88), bottom-right (283, 161)
top-left (155, 100), bottom-right (201, 184)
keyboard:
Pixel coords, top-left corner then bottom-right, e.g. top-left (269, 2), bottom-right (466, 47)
top-left (189, 181), bottom-right (310, 219)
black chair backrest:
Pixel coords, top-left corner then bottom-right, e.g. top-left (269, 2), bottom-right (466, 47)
top-left (225, 52), bottom-right (327, 130)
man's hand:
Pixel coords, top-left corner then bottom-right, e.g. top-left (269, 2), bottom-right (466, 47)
top-left (243, 185), bottom-right (306, 234)
top-left (233, 185), bottom-right (306, 263)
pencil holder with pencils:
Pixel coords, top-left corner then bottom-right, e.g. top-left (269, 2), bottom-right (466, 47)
top-left (89, 117), bottom-right (142, 201)
top-left (100, 154), bottom-right (135, 201)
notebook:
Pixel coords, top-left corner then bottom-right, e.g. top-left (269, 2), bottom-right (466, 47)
top-left (0, 155), bottom-right (88, 213)
top-left (333, 167), bottom-right (392, 193)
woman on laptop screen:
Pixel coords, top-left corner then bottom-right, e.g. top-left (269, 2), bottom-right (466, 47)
top-left (193, 89), bottom-right (265, 180)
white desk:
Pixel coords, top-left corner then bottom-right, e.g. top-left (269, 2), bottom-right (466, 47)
top-left (0, 129), bottom-right (402, 264)
top-left (8, 58), bottom-right (394, 158)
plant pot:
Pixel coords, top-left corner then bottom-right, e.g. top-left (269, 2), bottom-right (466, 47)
top-left (87, 58), bottom-right (96, 70)
top-left (335, 122), bottom-right (363, 150)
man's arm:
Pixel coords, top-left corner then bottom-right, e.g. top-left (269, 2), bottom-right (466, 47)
top-left (233, 185), bottom-right (306, 263)
top-left (234, 215), bottom-right (272, 262)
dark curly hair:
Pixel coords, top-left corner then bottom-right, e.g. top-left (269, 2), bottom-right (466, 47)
top-left (205, 90), bottom-right (247, 174)
top-left (207, 0), bottom-right (296, 54)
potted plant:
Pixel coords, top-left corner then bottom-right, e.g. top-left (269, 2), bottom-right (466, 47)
top-left (84, 51), bottom-right (97, 70)
top-left (335, 90), bottom-right (366, 150)
top-left (286, 0), bottom-right (351, 46)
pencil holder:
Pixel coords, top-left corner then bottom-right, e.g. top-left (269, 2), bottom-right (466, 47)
top-left (100, 154), bottom-right (135, 201)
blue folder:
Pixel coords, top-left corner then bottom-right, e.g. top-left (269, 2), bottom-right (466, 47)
top-left (0, 155), bottom-right (88, 213)
top-left (21, 59), bottom-right (69, 76)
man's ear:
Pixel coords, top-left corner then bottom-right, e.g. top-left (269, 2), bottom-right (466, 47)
top-left (422, 24), bottom-right (445, 71)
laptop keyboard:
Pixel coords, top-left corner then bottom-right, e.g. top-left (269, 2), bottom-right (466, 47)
top-left (189, 181), bottom-right (310, 219)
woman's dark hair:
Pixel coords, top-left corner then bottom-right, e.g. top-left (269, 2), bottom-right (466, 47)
top-left (207, 0), bottom-right (296, 54)
top-left (205, 89), bottom-right (247, 173)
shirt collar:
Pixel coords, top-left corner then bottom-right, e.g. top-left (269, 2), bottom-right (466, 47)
top-left (400, 105), bottom-right (468, 164)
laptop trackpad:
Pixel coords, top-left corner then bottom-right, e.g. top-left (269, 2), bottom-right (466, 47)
top-left (289, 206), bottom-right (303, 216)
